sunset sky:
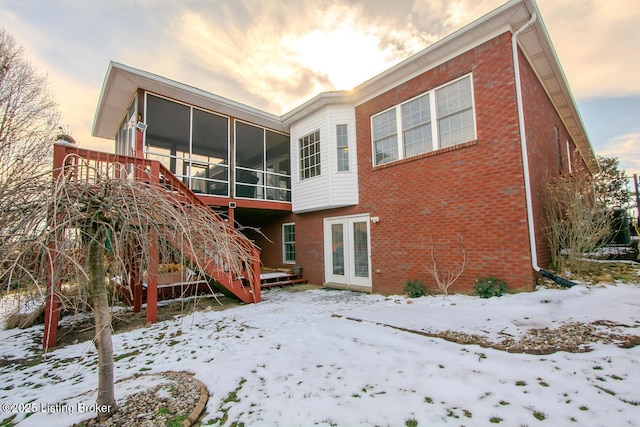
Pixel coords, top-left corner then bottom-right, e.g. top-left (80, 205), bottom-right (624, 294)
top-left (1, 0), bottom-right (639, 178)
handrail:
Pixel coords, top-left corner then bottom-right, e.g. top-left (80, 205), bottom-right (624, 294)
top-left (52, 143), bottom-right (261, 302)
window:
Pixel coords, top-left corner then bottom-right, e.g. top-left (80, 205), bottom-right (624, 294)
top-left (371, 75), bottom-right (475, 166)
top-left (372, 109), bottom-right (398, 165)
top-left (402, 94), bottom-right (432, 157)
top-left (554, 126), bottom-right (562, 174)
top-left (436, 77), bottom-right (474, 148)
top-left (336, 124), bottom-right (349, 171)
top-left (144, 93), bottom-right (229, 195)
top-left (283, 223), bottom-right (295, 263)
top-left (116, 97), bottom-right (136, 156)
top-left (299, 130), bottom-right (321, 180)
top-left (235, 121), bottom-right (291, 201)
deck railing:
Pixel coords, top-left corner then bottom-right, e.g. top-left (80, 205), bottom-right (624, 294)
top-left (50, 142), bottom-right (261, 302)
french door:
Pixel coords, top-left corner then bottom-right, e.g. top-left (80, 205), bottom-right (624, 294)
top-left (324, 215), bottom-right (371, 288)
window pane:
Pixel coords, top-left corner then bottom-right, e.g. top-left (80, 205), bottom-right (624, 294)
top-left (266, 130), bottom-right (290, 175)
top-left (401, 93), bottom-right (432, 157)
top-left (336, 124), bottom-right (349, 172)
top-left (372, 109), bottom-right (397, 141)
top-left (283, 224), bottom-right (295, 263)
top-left (353, 221), bottom-right (369, 278)
top-left (236, 169), bottom-right (262, 198)
top-left (336, 124), bottom-right (348, 148)
top-left (401, 94), bottom-right (430, 129)
top-left (145, 94), bottom-right (190, 175)
top-left (191, 109), bottom-right (229, 195)
top-left (374, 135), bottom-right (398, 165)
top-left (403, 123), bottom-right (432, 157)
top-left (236, 122), bottom-right (264, 170)
top-left (438, 109), bottom-right (474, 148)
top-left (372, 109), bottom-right (398, 165)
top-left (436, 76), bottom-right (472, 117)
top-left (192, 109), bottom-right (228, 164)
top-left (331, 224), bottom-right (344, 275)
top-left (436, 76), bottom-right (474, 148)
top-left (299, 129), bottom-right (321, 180)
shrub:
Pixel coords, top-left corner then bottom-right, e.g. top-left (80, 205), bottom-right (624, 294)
top-left (474, 276), bottom-right (507, 298)
top-left (543, 174), bottom-right (613, 274)
top-left (404, 280), bottom-right (425, 298)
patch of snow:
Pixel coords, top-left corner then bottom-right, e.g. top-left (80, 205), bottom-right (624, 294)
top-left (1, 284), bottom-right (639, 426)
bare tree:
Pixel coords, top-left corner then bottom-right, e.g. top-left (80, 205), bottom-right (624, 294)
top-left (1, 151), bottom-right (258, 421)
top-left (543, 174), bottom-right (612, 274)
top-left (0, 28), bottom-right (60, 249)
top-left (425, 235), bottom-right (468, 295)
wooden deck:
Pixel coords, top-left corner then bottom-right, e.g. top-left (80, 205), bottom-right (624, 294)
top-left (260, 271), bottom-right (307, 289)
top-left (125, 270), bottom-right (307, 304)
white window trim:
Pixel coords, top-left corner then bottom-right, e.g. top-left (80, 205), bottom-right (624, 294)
top-left (299, 129), bottom-right (321, 180)
top-left (565, 140), bottom-right (573, 175)
top-left (370, 73), bottom-right (476, 166)
top-left (336, 123), bottom-right (349, 172)
top-left (282, 222), bottom-right (296, 264)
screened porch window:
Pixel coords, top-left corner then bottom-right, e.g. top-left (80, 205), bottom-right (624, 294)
top-left (235, 121), bottom-right (291, 201)
top-left (144, 93), bottom-right (229, 196)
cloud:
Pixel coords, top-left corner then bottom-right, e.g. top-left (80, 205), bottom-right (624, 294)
top-left (171, 1), bottom-right (451, 113)
top-left (536, 0), bottom-right (640, 98)
top-left (2, 0), bottom-right (638, 158)
top-left (598, 132), bottom-right (640, 174)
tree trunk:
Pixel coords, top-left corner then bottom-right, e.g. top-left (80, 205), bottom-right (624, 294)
top-left (88, 227), bottom-right (117, 421)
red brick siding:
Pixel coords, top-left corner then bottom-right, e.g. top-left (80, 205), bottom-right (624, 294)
top-left (518, 47), bottom-right (593, 268)
top-left (238, 212), bottom-right (296, 269)
top-left (271, 32), bottom-right (590, 295)
top-left (351, 32), bottom-right (536, 294)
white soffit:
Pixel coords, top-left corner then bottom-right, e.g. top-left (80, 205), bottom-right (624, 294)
top-left (92, 62), bottom-right (284, 139)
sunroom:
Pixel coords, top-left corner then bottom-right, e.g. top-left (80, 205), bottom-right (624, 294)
top-left (94, 62), bottom-right (293, 215)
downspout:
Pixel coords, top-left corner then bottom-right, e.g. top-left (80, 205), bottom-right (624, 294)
top-left (511, 12), bottom-right (577, 288)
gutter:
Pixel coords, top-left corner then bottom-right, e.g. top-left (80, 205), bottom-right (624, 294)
top-left (511, 12), bottom-right (577, 288)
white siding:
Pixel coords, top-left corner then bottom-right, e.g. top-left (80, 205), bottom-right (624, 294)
top-left (327, 105), bottom-right (358, 206)
top-left (290, 104), bottom-right (358, 213)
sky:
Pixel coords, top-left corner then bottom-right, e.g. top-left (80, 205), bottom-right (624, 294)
top-left (1, 0), bottom-right (639, 179)
top-left (1, 283), bottom-right (639, 426)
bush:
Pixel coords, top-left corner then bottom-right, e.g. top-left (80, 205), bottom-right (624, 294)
top-left (404, 280), bottom-right (425, 298)
top-left (474, 276), bottom-right (507, 298)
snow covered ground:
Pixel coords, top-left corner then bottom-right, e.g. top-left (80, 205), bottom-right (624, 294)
top-left (1, 282), bottom-right (640, 426)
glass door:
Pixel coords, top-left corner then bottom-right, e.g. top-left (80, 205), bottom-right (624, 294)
top-left (349, 218), bottom-right (370, 287)
top-left (324, 215), bottom-right (371, 288)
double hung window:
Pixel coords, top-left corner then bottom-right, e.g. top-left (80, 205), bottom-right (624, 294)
top-left (336, 124), bottom-right (349, 172)
top-left (283, 223), bottom-right (295, 263)
top-left (371, 75), bottom-right (475, 166)
top-left (299, 130), bottom-right (321, 180)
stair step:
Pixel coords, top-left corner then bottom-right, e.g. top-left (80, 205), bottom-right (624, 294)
top-left (261, 278), bottom-right (308, 289)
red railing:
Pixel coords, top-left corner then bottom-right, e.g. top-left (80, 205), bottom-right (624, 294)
top-left (50, 143), bottom-right (261, 303)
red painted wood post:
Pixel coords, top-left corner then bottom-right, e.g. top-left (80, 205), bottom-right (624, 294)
top-left (227, 204), bottom-right (235, 227)
top-left (145, 161), bottom-right (160, 323)
top-left (43, 244), bottom-right (61, 350)
top-left (252, 247), bottom-right (261, 303)
top-left (132, 271), bottom-right (142, 313)
top-left (43, 143), bottom-right (68, 349)
top-left (147, 230), bottom-right (159, 323)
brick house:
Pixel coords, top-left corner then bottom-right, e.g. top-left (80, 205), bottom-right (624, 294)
top-left (92, 0), bottom-right (598, 296)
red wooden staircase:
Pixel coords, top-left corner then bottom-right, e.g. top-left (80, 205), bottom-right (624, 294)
top-left (44, 143), bottom-right (261, 348)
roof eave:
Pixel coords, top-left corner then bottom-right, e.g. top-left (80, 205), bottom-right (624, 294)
top-left (92, 62), bottom-right (284, 140)
top-left (518, 0), bottom-right (599, 174)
